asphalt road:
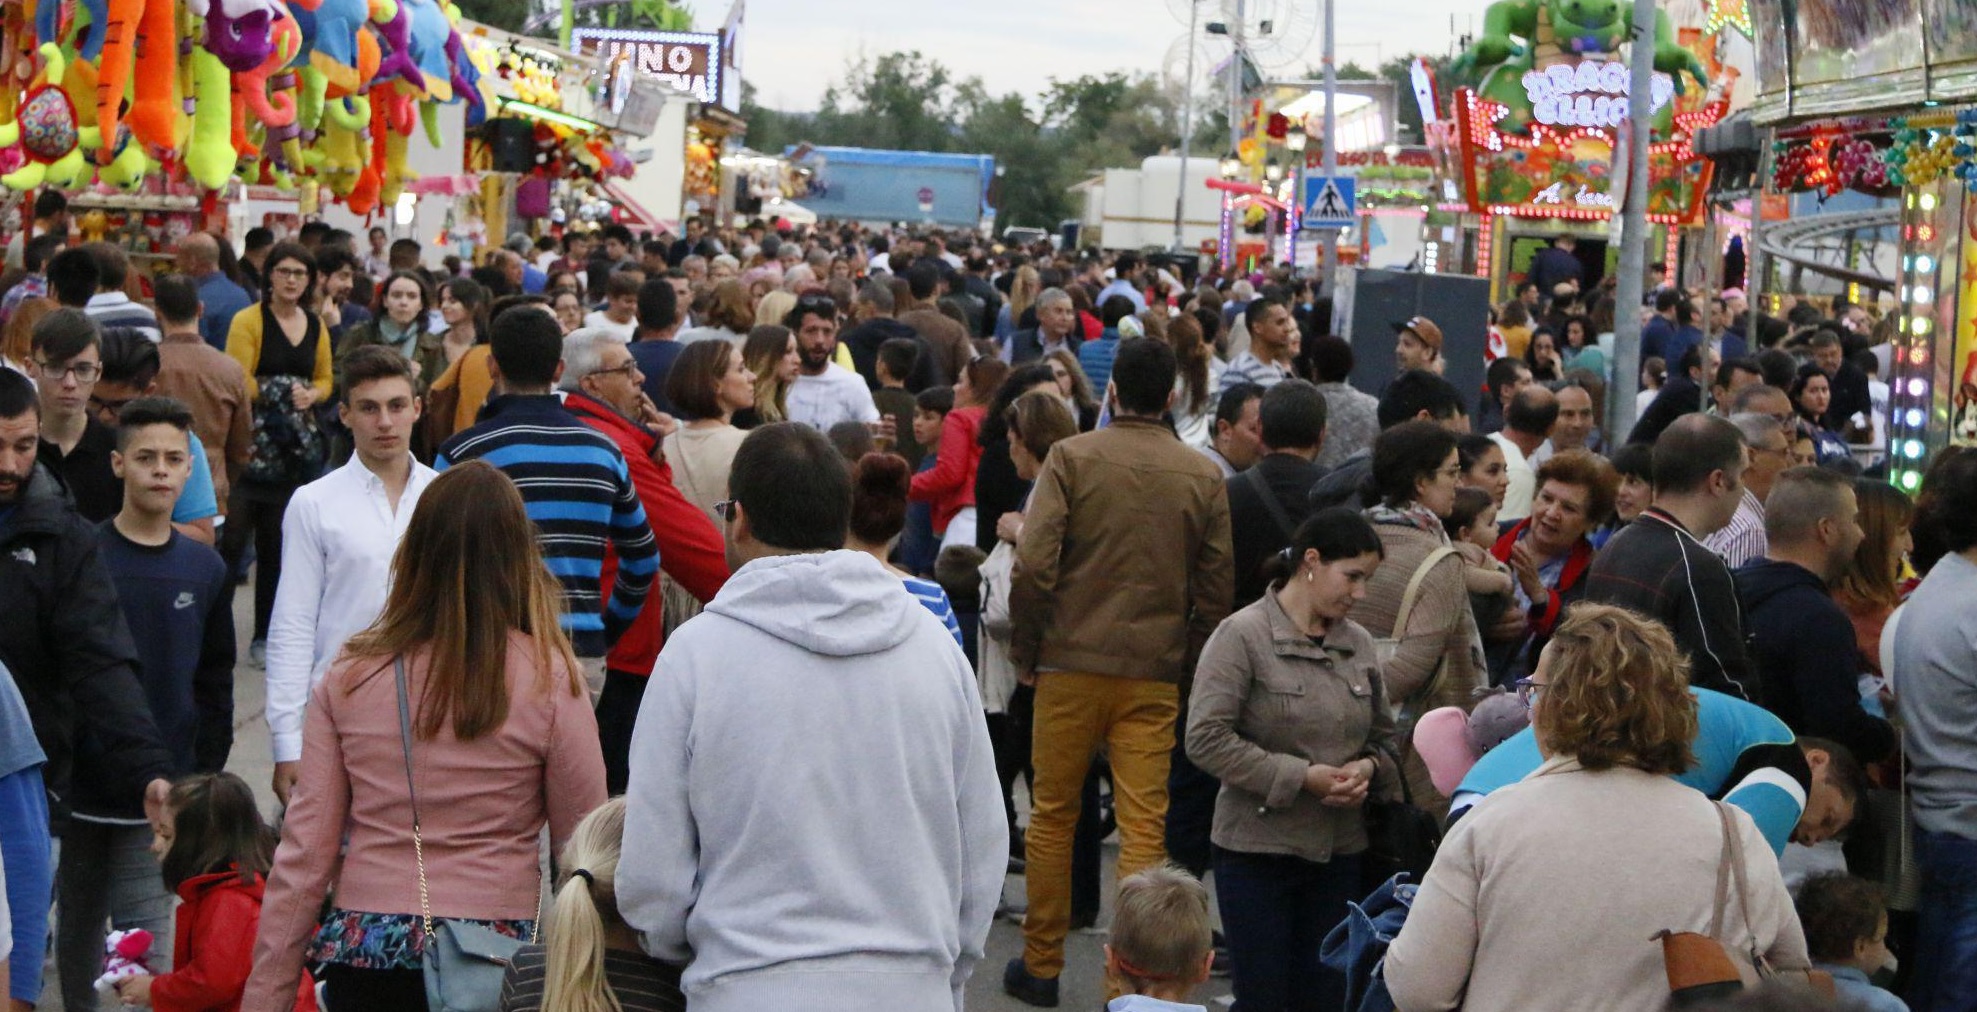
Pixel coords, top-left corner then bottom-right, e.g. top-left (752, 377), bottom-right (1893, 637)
top-left (47, 582), bottom-right (1237, 1011)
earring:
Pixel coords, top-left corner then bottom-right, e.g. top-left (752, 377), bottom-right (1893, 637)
top-left (1305, 570), bottom-right (1313, 584)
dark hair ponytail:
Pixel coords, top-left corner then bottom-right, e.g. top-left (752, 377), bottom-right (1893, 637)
top-left (1260, 506), bottom-right (1386, 584)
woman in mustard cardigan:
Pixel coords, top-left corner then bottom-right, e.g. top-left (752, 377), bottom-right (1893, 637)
top-left (223, 241), bottom-right (333, 663)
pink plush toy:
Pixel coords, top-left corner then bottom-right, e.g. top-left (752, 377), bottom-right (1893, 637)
top-left (93, 928), bottom-right (154, 1001)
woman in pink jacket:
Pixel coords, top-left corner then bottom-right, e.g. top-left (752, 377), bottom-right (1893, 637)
top-left (244, 461), bottom-right (608, 1011)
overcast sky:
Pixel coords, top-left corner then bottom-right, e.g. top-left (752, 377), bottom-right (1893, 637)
top-left (731, 0), bottom-right (1488, 113)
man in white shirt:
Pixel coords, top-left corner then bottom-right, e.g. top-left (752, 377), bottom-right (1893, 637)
top-left (1488, 385), bottom-right (1557, 523)
top-left (265, 346), bottom-right (435, 804)
top-left (784, 294), bottom-right (880, 433)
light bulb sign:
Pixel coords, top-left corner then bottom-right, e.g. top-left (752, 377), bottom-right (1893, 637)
top-left (1522, 61), bottom-right (1675, 130)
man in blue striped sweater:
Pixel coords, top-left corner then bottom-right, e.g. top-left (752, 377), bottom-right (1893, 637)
top-left (436, 305), bottom-right (658, 694)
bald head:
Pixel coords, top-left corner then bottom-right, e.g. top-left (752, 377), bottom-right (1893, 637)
top-left (1504, 384), bottom-right (1559, 438)
top-left (177, 232), bottom-right (219, 275)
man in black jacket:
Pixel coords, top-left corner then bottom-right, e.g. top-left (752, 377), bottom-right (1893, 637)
top-left (1628, 344), bottom-right (1708, 446)
top-left (1584, 413), bottom-right (1756, 699)
top-left (1808, 330), bottom-right (1872, 438)
top-left (1735, 467), bottom-right (1895, 764)
top-left (840, 281), bottom-right (941, 392)
top-left (0, 368), bottom-right (174, 841)
top-left (1007, 288), bottom-right (1081, 365)
top-left (1228, 380), bottom-right (1328, 608)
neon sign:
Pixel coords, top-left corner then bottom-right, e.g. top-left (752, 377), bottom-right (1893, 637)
top-left (1522, 61), bottom-right (1674, 130)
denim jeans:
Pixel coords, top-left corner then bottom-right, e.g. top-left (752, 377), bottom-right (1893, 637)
top-left (57, 821), bottom-right (175, 1012)
top-left (1213, 846), bottom-right (1361, 1012)
top-left (1909, 828), bottom-right (1977, 1012)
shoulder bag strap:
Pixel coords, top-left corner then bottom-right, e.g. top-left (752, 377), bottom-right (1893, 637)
top-left (1244, 466), bottom-right (1299, 541)
top-left (1709, 802), bottom-right (1735, 940)
top-left (394, 657), bottom-right (436, 941)
top-left (1721, 800), bottom-right (1768, 971)
top-left (1393, 546), bottom-right (1461, 636)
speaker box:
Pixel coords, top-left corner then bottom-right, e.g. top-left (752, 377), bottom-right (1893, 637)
top-left (1333, 268), bottom-right (1492, 412)
top-left (487, 119), bottom-right (536, 173)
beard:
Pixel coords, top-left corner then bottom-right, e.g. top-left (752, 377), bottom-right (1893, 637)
top-left (800, 345), bottom-right (833, 371)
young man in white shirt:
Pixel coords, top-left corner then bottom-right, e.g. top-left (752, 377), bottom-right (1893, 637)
top-left (583, 270), bottom-right (643, 343)
top-left (264, 346), bottom-right (434, 804)
top-left (783, 294), bottom-right (881, 433)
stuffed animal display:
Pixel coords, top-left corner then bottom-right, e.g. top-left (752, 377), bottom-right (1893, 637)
top-left (0, 0), bottom-right (606, 207)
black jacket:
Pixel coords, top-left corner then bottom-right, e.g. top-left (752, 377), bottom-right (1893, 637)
top-left (963, 275), bottom-right (1003, 337)
top-left (1008, 327), bottom-right (1081, 366)
top-left (1228, 454), bottom-right (1322, 607)
top-left (973, 432), bottom-right (1028, 556)
top-left (1822, 362), bottom-right (1873, 435)
top-left (841, 317), bottom-right (942, 393)
top-left (1582, 509), bottom-right (1754, 700)
top-left (1308, 450), bottom-right (1372, 512)
top-left (1735, 559), bottom-right (1897, 764)
top-left (0, 465), bottom-right (173, 833)
top-left (1628, 374), bottom-right (1706, 446)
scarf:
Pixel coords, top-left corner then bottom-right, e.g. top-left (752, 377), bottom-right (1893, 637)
top-left (1365, 501), bottom-right (1449, 543)
top-left (378, 316), bottom-right (421, 358)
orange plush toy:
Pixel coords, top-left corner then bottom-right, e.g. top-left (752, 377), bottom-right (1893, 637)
top-left (122, 0), bottom-right (181, 150)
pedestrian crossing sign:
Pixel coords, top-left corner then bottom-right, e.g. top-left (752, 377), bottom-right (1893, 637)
top-left (1302, 174), bottom-right (1356, 229)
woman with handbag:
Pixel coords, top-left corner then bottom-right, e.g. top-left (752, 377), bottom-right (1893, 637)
top-left (1350, 420), bottom-right (1486, 816)
top-left (1385, 605), bottom-right (1811, 1012)
top-left (223, 242), bottom-right (334, 664)
top-left (1187, 507), bottom-right (1399, 1012)
top-left (245, 461), bottom-right (608, 1012)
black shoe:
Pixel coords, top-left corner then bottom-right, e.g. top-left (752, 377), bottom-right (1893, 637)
top-left (1068, 909), bottom-right (1098, 932)
top-left (1002, 957), bottom-right (1060, 1008)
top-left (1008, 855), bottom-right (1027, 875)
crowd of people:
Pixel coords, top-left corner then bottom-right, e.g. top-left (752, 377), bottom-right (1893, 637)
top-left (0, 189), bottom-right (1972, 1012)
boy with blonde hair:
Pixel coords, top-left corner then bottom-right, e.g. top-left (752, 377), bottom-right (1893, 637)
top-left (1105, 865), bottom-right (1215, 1011)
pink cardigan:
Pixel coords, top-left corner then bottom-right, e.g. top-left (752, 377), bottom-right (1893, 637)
top-left (245, 633), bottom-right (606, 1011)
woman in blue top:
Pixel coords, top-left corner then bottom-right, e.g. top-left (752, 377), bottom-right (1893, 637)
top-left (1794, 364), bottom-right (1854, 467)
top-left (847, 451), bottom-right (962, 647)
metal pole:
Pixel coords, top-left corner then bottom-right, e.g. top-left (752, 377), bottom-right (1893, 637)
top-left (1608, 0), bottom-right (1657, 438)
top-left (1174, 0), bottom-right (1199, 252)
top-left (1228, 0), bottom-right (1246, 157)
top-left (1320, 0), bottom-right (1339, 295)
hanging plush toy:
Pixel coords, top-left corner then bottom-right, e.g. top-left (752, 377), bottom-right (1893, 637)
top-left (399, 0), bottom-right (450, 101)
top-left (0, 44), bottom-right (96, 189)
top-left (368, 0), bottom-right (424, 93)
top-left (183, 45), bottom-right (235, 188)
top-left (91, 0), bottom-right (179, 156)
top-left (189, 0), bottom-right (280, 72)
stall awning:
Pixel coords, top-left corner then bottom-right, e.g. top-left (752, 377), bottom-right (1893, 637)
top-left (603, 181), bottom-right (673, 234)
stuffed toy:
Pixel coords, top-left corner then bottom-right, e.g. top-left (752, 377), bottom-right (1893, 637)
top-left (399, 0), bottom-right (450, 101)
top-left (122, 0), bottom-right (181, 150)
top-left (189, 0), bottom-right (280, 72)
top-left (0, 43), bottom-right (98, 190)
top-left (1413, 692), bottom-right (1531, 797)
top-left (368, 0), bottom-right (424, 94)
top-left (92, 928), bottom-right (153, 1001)
top-left (183, 45), bottom-right (235, 188)
top-left (95, 125), bottom-right (150, 187)
top-left (306, 0), bottom-right (363, 94)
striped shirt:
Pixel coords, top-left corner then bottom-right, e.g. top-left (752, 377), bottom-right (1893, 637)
top-left (436, 395), bottom-right (658, 654)
top-left (902, 576), bottom-right (963, 649)
top-left (499, 945), bottom-right (685, 1012)
top-left (1219, 350), bottom-right (1294, 392)
top-left (1703, 488), bottom-right (1767, 571)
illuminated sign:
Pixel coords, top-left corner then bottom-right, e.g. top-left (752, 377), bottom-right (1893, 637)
top-left (571, 29), bottom-right (722, 105)
top-left (1522, 61), bottom-right (1674, 129)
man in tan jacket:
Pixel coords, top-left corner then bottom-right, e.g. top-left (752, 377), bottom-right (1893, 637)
top-left (1003, 337), bottom-right (1234, 1006)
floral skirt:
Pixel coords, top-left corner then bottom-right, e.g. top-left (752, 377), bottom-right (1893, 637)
top-left (308, 908), bottom-right (535, 970)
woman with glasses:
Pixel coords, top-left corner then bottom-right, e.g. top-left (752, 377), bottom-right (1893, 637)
top-left (1186, 507), bottom-right (1396, 1012)
top-left (223, 242), bottom-right (332, 665)
top-left (1386, 604), bottom-right (1812, 1010)
top-left (1350, 420), bottom-right (1486, 815)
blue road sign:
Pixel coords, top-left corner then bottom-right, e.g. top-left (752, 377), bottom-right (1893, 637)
top-left (1302, 174), bottom-right (1356, 229)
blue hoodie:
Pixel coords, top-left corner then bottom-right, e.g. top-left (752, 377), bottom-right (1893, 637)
top-left (619, 550), bottom-right (1007, 1012)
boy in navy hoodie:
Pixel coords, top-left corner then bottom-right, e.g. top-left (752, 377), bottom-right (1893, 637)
top-left (56, 396), bottom-right (233, 1011)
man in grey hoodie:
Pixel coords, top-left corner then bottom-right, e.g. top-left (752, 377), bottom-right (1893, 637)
top-left (619, 422), bottom-right (1008, 1012)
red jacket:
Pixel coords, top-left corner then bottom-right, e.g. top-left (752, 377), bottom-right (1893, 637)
top-left (1490, 519), bottom-right (1596, 644)
top-left (909, 405), bottom-right (983, 534)
top-left (565, 391), bottom-right (730, 675)
top-left (153, 870), bottom-right (315, 1012)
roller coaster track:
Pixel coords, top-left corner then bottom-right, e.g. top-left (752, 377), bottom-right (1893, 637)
top-left (1754, 207), bottom-right (1901, 291)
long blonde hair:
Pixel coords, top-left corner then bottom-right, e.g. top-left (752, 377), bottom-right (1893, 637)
top-left (340, 461), bottom-right (580, 740)
top-left (754, 289), bottom-right (797, 330)
top-left (742, 325), bottom-right (793, 424)
top-left (1007, 265), bottom-right (1041, 321)
top-left (541, 798), bottom-right (630, 1012)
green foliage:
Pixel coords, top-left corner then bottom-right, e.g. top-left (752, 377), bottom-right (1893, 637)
top-left (740, 51), bottom-right (1211, 230)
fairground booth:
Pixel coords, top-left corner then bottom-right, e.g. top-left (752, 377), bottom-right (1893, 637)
top-left (1747, 0), bottom-right (1977, 490)
top-left (1427, 0), bottom-right (1746, 299)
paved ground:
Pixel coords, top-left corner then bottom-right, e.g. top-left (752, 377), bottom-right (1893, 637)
top-left (46, 581), bottom-right (1237, 1011)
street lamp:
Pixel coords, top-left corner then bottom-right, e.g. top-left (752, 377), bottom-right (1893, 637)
top-left (1220, 153), bottom-right (1242, 179)
top-left (1286, 130), bottom-right (1307, 153)
top-left (1266, 162), bottom-right (1284, 182)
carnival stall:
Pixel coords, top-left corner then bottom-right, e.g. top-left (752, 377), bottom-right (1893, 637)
top-left (1433, 0), bottom-right (1739, 299)
top-left (1746, 0), bottom-right (1977, 485)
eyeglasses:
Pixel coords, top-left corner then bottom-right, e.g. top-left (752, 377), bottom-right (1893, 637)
top-left (271, 266), bottom-right (311, 280)
top-left (34, 359), bottom-right (101, 383)
top-left (592, 362), bottom-right (640, 379)
top-left (713, 499), bottom-right (736, 522)
top-left (1514, 677), bottom-right (1548, 710)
